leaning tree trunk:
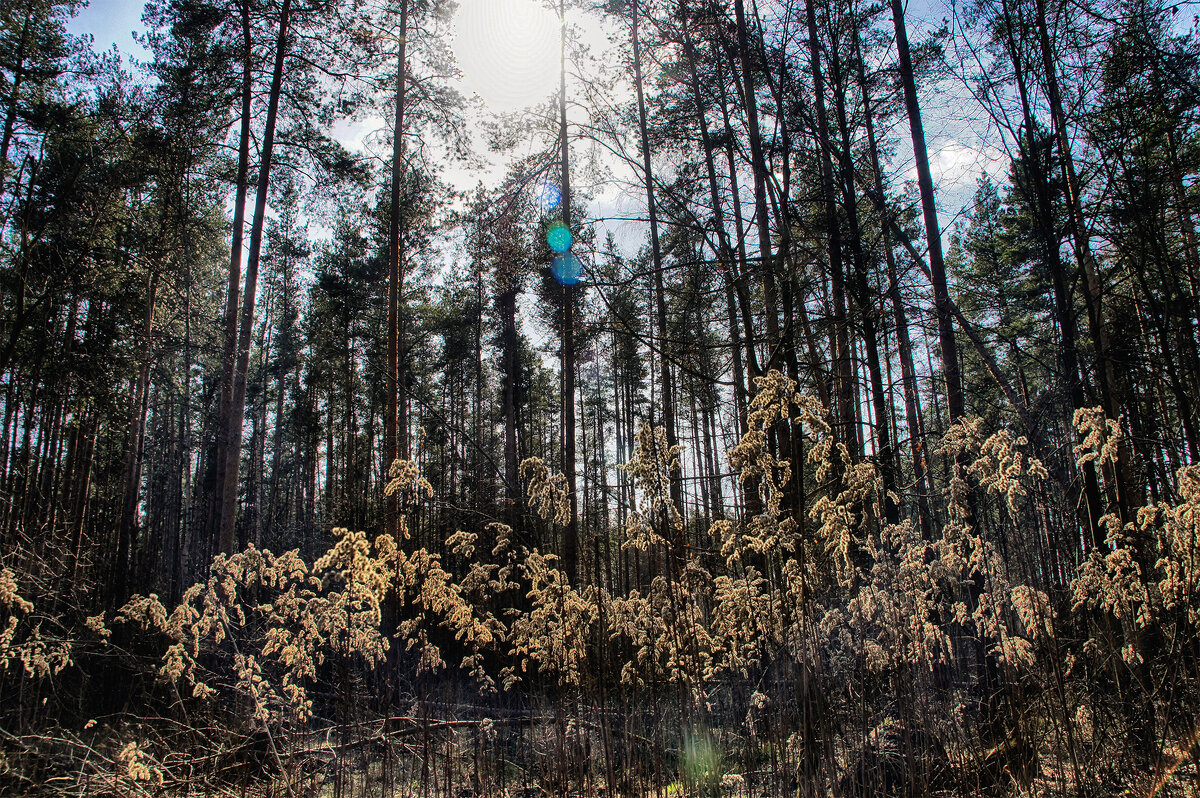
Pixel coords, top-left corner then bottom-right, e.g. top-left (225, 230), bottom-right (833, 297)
top-left (209, 0), bottom-right (254, 558)
top-left (890, 0), bottom-right (964, 424)
top-left (218, 0), bottom-right (293, 556)
top-left (1032, 0), bottom-right (1131, 521)
top-left (999, 0), bottom-right (1106, 551)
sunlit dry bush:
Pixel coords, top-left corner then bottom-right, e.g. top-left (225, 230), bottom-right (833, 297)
top-left (7, 389), bottom-right (1200, 797)
top-left (0, 565), bottom-right (72, 680)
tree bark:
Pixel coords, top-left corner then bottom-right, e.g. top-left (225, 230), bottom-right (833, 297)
top-left (631, 0), bottom-right (683, 541)
top-left (210, 0), bottom-right (255, 556)
top-left (385, 0), bottom-right (410, 540)
top-left (218, 0), bottom-right (294, 555)
top-left (115, 267), bottom-right (160, 607)
top-left (890, 0), bottom-right (965, 423)
top-left (558, 0), bottom-right (579, 583)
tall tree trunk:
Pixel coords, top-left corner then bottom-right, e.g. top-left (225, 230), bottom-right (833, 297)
top-left (268, 351), bottom-right (287, 535)
top-left (804, 0), bottom-right (858, 454)
top-left (715, 72), bottom-right (763, 381)
top-left (826, 18), bottom-right (896, 520)
top-left (631, 0), bottom-right (683, 540)
top-left (115, 268), bottom-right (160, 607)
top-left (558, 0), bottom-right (579, 583)
top-left (501, 279), bottom-right (520, 521)
top-left (385, 0), bottom-right (410, 540)
top-left (731, 0), bottom-right (781, 362)
top-left (210, 0), bottom-right (254, 556)
top-left (218, 0), bottom-right (293, 555)
top-left (1032, 0), bottom-right (1131, 518)
top-left (1000, 0), bottom-right (1106, 550)
top-left (679, 20), bottom-right (754, 437)
top-left (0, 0), bottom-right (34, 185)
top-left (251, 308), bottom-right (272, 546)
top-left (754, 4), bottom-right (810, 517)
top-left (853, 23), bottom-right (932, 533)
top-left (890, 0), bottom-right (965, 423)
top-left (68, 408), bottom-right (97, 589)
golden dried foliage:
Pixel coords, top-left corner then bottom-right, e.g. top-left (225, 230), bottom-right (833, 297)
top-left (1073, 406), bottom-right (1123, 468)
top-left (116, 740), bottom-right (163, 787)
top-left (519, 456), bottom-right (572, 526)
top-left (619, 423), bottom-right (683, 550)
top-left (0, 565), bottom-right (72, 678)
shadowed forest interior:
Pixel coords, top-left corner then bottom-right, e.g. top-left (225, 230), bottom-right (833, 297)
top-left (2, 0), bottom-right (1200, 794)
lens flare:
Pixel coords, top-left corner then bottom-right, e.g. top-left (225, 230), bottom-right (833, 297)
top-left (681, 732), bottom-right (721, 793)
top-left (535, 181), bottom-right (561, 211)
top-left (546, 222), bottom-right (572, 253)
top-left (552, 254), bottom-right (582, 285)
top-left (1147, 720), bottom-right (1200, 798)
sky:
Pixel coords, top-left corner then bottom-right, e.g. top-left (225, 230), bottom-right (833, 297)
top-left (66, 0), bottom-right (563, 109)
top-left (68, 0), bottom-right (150, 62)
top-left (65, 0), bottom-right (1000, 255)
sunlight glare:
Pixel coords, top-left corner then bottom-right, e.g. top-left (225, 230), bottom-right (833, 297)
top-left (453, 0), bottom-right (560, 113)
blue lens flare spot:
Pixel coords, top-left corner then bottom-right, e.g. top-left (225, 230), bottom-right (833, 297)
top-left (535, 181), bottom-right (561, 211)
top-left (546, 222), bottom-right (572, 253)
top-left (552, 254), bottom-right (582, 285)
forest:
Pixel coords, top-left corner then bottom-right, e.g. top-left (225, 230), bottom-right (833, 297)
top-left (2, 0), bottom-right (1200, 793)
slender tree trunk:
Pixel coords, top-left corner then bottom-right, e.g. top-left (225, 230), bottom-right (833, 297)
top-left (826, 20), bottom-right (896, 520)
top-left (1000, 1), bottom-right (1107, 549)
top-left (558, 0), bottom-right (579, 583)
top-left (1034, 0), bottom-right (1136, 520)
top-left (0, 0), bottom-right (34, 187)
top-left (177, 260), bottom-right (193, 601)
top-left (68, 408), bottom-right (97, 588)
top-left (715, 75), bottom-right (763, 380)
top-left (804, 0), bottom-right (858, 453)
top-left (210, 0), bottom-right (255, 556)
top-left (852, 22), bottom-right (932, 532)
top-left (385, 0), bottom-right (410, 540)
top-left (218, 0), bottom-right (293, 555)
top-left (732, 0), bottom-right (781, 361)
top-left (890, 0), bottom-right (965, 423)
top-left (115, 267), bottom-right (160, 606)
top-left (501, 281), bottom-right (520, 520)
top-left (268, 352), bottom-right (286, 534)
top-left (251, 309), bottom-right (272, 546)
top-left (679, 21), bottom-right (754, 437)
top-left (631, 0), bottom-right (683, 539)
top-left (753, 6), bottom-right (808, 518)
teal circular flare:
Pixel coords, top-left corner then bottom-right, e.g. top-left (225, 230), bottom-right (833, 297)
top-left (552, 254), bottom-right (582, 286)
top-left (546, 221), bottom-right (572, 253)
